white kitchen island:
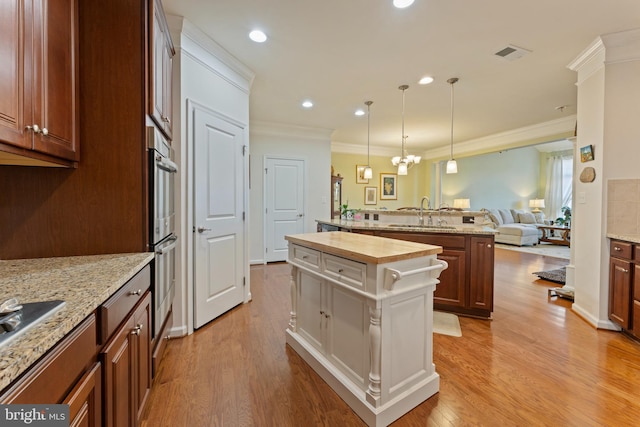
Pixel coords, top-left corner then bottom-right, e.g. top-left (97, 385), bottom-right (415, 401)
top-left (285, 231), bottom-right (447, 427)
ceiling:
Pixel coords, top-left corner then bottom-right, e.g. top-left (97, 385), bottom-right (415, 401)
top-left (162, 0), bottom-right (640, 156)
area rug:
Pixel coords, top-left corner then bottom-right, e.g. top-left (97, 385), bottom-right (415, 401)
top-left (532, 266), bottom-right (566, 284)
top-left (433, 311), bottom-right (462, 337)
top-left (495, 243), bottom-right (570, 260)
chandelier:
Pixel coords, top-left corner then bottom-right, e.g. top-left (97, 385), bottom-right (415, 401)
top-left (391, 85), bottom-right (421, 175)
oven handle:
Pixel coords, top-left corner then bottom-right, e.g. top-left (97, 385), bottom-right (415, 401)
top-left (156, 236), bottom-right (178, 255)
top-left (156, 155), bottom-right (178, 173)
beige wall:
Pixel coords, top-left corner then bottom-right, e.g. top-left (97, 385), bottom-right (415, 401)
top-left (331, 153), bottom-right (429, 210)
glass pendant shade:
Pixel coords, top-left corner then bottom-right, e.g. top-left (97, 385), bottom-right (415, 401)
top-left (398, 161), bottom-right (408, 175)
top-left (363, 166), bottom-right (373, 179)
top-left (446, 159), bottom-right (458, 174)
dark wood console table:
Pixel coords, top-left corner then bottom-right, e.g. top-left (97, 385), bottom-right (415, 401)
top-left (537, 225), bottom-right (570, 246)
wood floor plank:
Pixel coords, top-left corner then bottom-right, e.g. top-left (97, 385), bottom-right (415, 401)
top-left (142, 248), bottom-right (640, 426)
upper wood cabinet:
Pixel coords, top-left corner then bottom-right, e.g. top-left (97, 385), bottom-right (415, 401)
top-left (149, 0), bottom-right (174, 139)
top-left (0, 0), bottom-right (79, 166)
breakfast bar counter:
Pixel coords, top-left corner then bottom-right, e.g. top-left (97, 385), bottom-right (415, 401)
top-left (285, 232), bottom-right (446, 426)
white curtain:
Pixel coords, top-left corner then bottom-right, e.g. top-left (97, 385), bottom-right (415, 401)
top-left (544, 155), bottom-right (573, 221)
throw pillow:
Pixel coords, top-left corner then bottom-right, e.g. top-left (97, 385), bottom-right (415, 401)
top-left (498, 208), bottom-right (515, 224)
top-left (533, 212), bottom-right (546, 224)
top-left (518, 212), bottom-right (536, 224)
top-left (486, 209), bottom-right (503, 226)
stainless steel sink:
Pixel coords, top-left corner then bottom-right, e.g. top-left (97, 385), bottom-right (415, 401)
top-left (0, 300), bottom-right (65, 348)
top-left (388, 224), bottom-right (457, 230)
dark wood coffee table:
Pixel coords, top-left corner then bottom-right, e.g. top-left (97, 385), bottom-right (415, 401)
top-left (537, 225), bottom-right (570, 246)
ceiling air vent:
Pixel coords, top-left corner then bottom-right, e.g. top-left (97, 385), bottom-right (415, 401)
top-left (494, 44), bottom-right (531, 61)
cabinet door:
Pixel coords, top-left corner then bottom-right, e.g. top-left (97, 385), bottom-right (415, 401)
top-left (150, 0), bottom-right (173, 138)
top-left (102, 316), bottom-right (134, 427)
top-left (469, 236), bottom-right (494, 311)
top-left (133, 294), bottom-right (151, 426)
top-left (433, 249), bottom-right (466, 308)
top-left (0, 0), bottom-right (30, 149)
top-left (609, 257), bottom-right (632, 328)
top-left (63, 362), bottom-right (102, 427)
top-left (31, 0), bottom-right (79, 160)
top-left (296, 270), bottom-right (326, 352)
top-left (325, 284), bottom-right (368, 388)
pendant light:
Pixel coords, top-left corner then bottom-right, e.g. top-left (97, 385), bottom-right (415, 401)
top-left (446, 77), bottom-right (459, 174)
top-left (363, 101), bottom-right (373, 179)
top-left (397, 85), bottom-right (409, 175)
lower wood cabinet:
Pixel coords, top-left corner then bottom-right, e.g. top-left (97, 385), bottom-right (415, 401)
top-left (101, 291), bottom-right (151, 427)
top-left (63, 362), bottom-right (102, 427)
top-left (361, 230), bottom-right (495, 318)
top-left (608, 239), bottom-right (636, 334)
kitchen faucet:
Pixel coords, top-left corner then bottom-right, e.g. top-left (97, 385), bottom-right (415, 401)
top-left (418, 196), bottom-right (432, 226)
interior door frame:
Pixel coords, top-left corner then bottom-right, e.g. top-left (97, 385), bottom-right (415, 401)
top-left (184, 99), bottom-right (251, 335)
top-left (262, 155), bottom-right (308, 264)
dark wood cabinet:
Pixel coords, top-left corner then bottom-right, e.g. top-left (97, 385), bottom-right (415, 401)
top-left (150, 0), bottom-right (175, 139)
top-left (0, 0), bottom-right (79, 166)
top-left (469, 236), bottom-right (495, 311)
top-left (101, 292), bottom-right (151, 427)
top-left (608, 240), bottom-right (634, 330)
top-left (360, 229), bottom-right (494, 318)
top-left (63, 362), bottom-right (102, 427)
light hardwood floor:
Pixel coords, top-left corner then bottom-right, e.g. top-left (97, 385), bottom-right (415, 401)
top-left (142, 248), bottom-right (640, 426)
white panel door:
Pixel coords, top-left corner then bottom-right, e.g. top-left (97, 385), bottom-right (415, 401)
top-left (265, 157), bottom-right (305, 262)
top-left (193, 107), bottom-right (246, 329)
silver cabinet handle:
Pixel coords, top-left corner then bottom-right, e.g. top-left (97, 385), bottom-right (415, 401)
top-left (129, 289), bottom-right (142, 296)
top-left (131, 325), bottom-right (142, 336)
top-left (41, 127), bottom-right (48, 135)
top-left (487, 244), bottom-right (492, 248)
top-left (32, 124), bottom-right (40, 133)
top-left (197, 226), bottom-right (211, 233)
top-left (614, 247), bottom-right (622, 251)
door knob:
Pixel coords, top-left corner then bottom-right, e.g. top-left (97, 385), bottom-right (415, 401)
top-left (197, 226), bottom-right (211, 233)
top-left (297, 214), bottom-right (304, 217)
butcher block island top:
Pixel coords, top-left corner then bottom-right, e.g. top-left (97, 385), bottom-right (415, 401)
top-left (0, 252), bottom-right (154, 390)
top-left (284, 231), bottom-right (442, 264)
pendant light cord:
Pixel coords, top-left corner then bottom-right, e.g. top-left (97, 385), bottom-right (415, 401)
top-left (447, 78), bottom-right (458, 159)
top-left (399, 85), bottom-right (408, 158)
top-left (366, 101), bottom-right (372, 164)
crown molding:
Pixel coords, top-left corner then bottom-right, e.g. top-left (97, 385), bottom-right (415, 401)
top-left (251, 121), bottom-right (333, 141)
top-left (602, 27), bottom-right (640, 64)
top-left (167, 15), bottom-right (255, 92)
top-left (567, 37), bottom-right (605, 85)
top-left (420, 115), bottom-right (577, 160)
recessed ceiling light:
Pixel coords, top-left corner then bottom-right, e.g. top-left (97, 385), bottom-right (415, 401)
top-left (249, 30), bottom-right (267, 43)
top-left (393, 0), bottom-right (415, 9)
top-left (355, 109), bottom-right (365, 116)
top-left (302, 100), bottom-right (313, 108)
top-left (418, 76), bottom-right (434, 85)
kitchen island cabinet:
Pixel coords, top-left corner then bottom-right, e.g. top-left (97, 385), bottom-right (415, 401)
top-left (0, 0), bottom-right (79, 166)
top-left (285, 232), bottom-right (446, 427)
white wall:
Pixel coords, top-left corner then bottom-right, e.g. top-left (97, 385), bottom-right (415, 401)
top-left (249, 122), bottom-right (332, 264)
top-left (439, 146), bottom-right (543, 211)
top-left (568, 28), bottom-right (640, 328)
top-left (168, 16), bottom-right (254, 335)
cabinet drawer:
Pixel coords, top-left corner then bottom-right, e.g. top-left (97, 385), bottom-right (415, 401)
top-left (291, 244), bottom-right (321, 271)
top-left (635, 245), bottom-right (640, 263)
top-left (323, 254), bottom-right (366, 289)
top-left (0, 314), bottom-right (97, 404)
top-left (610, 240), bottom-right (633, 260)
top-left (99, 265), bottom-right (151, 344)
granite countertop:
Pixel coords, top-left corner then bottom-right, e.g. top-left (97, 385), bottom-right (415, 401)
top-left (316, 218), bottom-right (497, 235)
top-left (607, 233), bottom-right (640, 245)
top-left (0, 252), bottom-right (154, 391)
top-left (285, 231), bottom-right (442, 264)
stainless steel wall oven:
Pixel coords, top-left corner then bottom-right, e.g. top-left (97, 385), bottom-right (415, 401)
top-left (148, 127), bottom-right (178, 337)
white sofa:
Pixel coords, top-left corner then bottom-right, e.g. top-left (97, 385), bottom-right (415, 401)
top-left (485, 208), bottom-right (550, 246)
